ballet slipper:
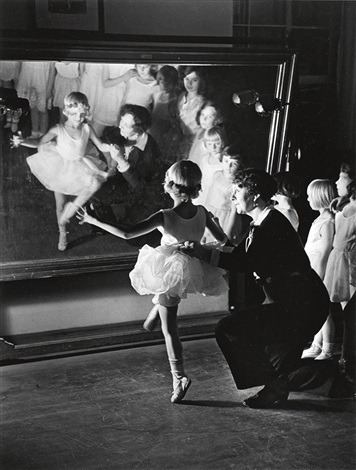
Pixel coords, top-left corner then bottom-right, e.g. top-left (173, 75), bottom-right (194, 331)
top-left (58, 230), bottom-right (68, 251)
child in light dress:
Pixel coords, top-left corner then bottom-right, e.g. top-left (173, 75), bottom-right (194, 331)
top-left (77, 161), bottom-right (230, 404)
top-left (188, 101), bottom-right (223, 167)
top-left (149, 65), bottom-right (179, 152)
top-left (193, 126), bottom-right (226, 207)
top-left (53, 61), bottom-right (81, 123)
top-left (272, 171), bottom-right (301, 231)
top-left (162, 66), bottom-right (207, 163)
top-left (26, 92), bottom-right (112, 251)
top-left (95, 63), bottom-right (137, 136)
top-left (324, 163), bottom-right (356, 308)
top-left (204, 145), bottom-right (248, 246)
top-left (301, 179), bottom-right (337, 360)
top-left (79, 62), bottom-right (105, 135)
top-left (324, 163), bottom-right (356, 392)
top-left (16, 61), bottom-right (56, 142)
top-left (121, 64), bottom-right (159, 110)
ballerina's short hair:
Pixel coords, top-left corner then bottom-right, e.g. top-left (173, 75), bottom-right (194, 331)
top-left (164, 161), bottom-right (202, 201)
top-left (204, 126), bottom-right (226, 146)
top-left (307, 179), bottom-right (337, 209)
top-left (63, 92), bottom-right (90, 113)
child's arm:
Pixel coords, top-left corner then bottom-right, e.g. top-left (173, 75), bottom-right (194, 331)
top-left (46, 62), bottom-right (56, 102)
top-left (204, 208), bottom-right (230, 245)
top-left (102, 66), bottom-right (137, 88)
top-left (38, 125), bottom-right (59, 145)
top-left (313, 220), bottom-right (335, 279)
top-left (88, 126), bottom-right (111, 153)
top-left (77, 207), bottom-right (164, 239)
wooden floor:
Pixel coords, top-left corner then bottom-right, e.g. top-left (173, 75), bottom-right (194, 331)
top-left (1, 338), bottom-right (355, 470)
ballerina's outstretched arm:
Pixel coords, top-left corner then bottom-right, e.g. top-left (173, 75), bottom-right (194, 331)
top-left (77, 206), bottom-right (164, 240)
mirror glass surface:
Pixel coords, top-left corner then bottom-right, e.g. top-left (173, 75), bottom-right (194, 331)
top-left (0, 50), bottom-right (296, 280)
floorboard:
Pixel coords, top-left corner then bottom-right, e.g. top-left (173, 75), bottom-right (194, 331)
top-left (1, 338), bottom-right (355, 470)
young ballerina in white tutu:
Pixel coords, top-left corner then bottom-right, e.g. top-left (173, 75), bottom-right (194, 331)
top-left (77, 160), bottom-right (230, 403)
top-left (26, 92), bottom-right (112, 251)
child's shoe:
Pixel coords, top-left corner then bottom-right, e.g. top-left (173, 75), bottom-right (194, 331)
top-left (171, 376), bottom-right (191, 403)
top-left (315, 343), bottom-right (336, 361)
top-left (58, 230), bottom-right (68, 251)
top-left (301, 343), bottom-right (322, 359)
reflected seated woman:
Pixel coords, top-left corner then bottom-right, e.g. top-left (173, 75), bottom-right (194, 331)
top-left (89, 104), bottom-right (169, 228)
top-left (180, 168), bottom-right (330, 408)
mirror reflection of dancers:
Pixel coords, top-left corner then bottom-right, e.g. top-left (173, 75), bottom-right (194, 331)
top-left (25, 92), bottom-right (112, 251)
top-left (77, 161), bottom-right (230, 403)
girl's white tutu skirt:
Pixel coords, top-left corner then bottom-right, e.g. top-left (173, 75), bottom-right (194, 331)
top-left (27, 142), bottom-right (106, 195)
top-left (129, 244), bottom-right (229, 299)
top-left (324, 247), bottom-right (356, 303)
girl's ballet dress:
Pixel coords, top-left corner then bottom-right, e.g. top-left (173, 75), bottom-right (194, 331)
top-left (149, 90), bottom-right (176, 151)
top-left (0, 60), bottom-right (20, 82)
top-left (162, 93), bottom-right (205, 164)
top-left (129, 206), bottom-right (229, 304)
top-left (95, 64), bottom-right (133, 127)
top-left (123, 76), bottom-right (158, 109)
top-left (204, 170), bottom-right (244, 245)
top-left (17, 61), bottom-right (54, 113)
top-left (53, 62), bottom-right (80, 109)
top-left (194, 154), bottom-right (223, 206)
top-left (27, 123), bottom-right (105, 195)
top-left (79, 63), bottom-right (104, 122)
top-left (324, 208), bottom-right (356, 302)
top-left (304, 217), bottom-right (335, 278)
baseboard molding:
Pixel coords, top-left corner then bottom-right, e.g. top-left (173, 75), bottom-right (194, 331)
top-left (1, 311), bottom-right (229, 365)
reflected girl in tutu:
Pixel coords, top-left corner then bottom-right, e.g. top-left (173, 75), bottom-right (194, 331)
top-left (26, 92), bottom-right (112, 251)
top-left (77, 161), bottom-right (230, 403)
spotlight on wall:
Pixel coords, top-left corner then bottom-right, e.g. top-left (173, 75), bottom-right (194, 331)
top-left (232, 90), bottom-right (285, 117)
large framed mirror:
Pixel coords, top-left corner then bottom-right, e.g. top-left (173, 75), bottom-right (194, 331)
top-left (0, 46), bottom-right (296, 281)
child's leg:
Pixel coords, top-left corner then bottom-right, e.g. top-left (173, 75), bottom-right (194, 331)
top-left (30, 107), bottom-right (40, 136)
top-left (143, 304), bottom-right (160, 331)
top-left (158, 299), bottom-right (191, 403)
top-left (55, 192), bottom-right (69, 251)
top-left (59, 178), bottom-right (104, 225)
top-left (38, 109), bottom-right (49, 136)
top-left (315, 313), bottom-right (336, 360)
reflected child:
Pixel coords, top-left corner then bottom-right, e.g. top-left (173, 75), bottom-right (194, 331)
top-left (194, 126), bottom-right (226, 206)
top-left (122, 64), bottom-right (159, 110)
top-left (26, 92), bottom-right (113, 251)
top-left (205, 144), bottom-right (249, 245)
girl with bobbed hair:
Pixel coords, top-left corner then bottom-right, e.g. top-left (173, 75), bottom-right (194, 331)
top-left (77, 160), bottom-right (229, 404)
top-left (180, 168), bottom-right (330, 408)
top-left (162, 66), bottom-right (208, 163)
top-left (302, 179), bottom-right (337, 361)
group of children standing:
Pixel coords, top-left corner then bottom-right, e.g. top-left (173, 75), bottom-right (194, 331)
top-left (270, 165), bottom-right (355, 365)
